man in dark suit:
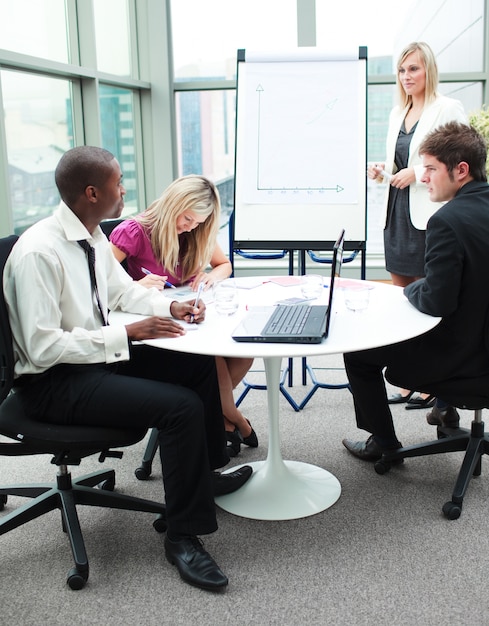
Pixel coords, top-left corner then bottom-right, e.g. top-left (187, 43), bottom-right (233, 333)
top-left (343, 121), bottom-right (489, 460)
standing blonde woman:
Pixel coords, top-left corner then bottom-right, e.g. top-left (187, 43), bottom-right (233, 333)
top-left (110, 175), bottom-right (257, 456)
top-left (367, 41), bottom-right (467, 407)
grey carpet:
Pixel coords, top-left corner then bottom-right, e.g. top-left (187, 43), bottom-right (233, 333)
top-left (1, 354), bottom-right (489, 625)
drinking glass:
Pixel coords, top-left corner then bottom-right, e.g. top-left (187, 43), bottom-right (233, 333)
top-left (213, 278), bottom-right (239, 315)
top-left (344, 284), bottom-right (370, 313)
top-left (300, 274), bottom-right (323, 300)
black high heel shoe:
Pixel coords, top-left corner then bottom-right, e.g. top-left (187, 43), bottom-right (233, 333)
top-left (242, 419), bottom-right (258, 448)
top-left (405, 394), bottom-right (435, 410)
top-left (226, 428), bottom-right (243, 457)
top-left (387, 390), bottom-right (414, 404)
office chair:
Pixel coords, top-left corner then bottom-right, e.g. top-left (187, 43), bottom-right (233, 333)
top-left (0, 235), bottom-right (167, 589)
top-left (374, 375), bottom-right (489, 520)
top-left (100, 218), bottom-right (125, 237)
top-left (100, 218), bottom-right (128, 271)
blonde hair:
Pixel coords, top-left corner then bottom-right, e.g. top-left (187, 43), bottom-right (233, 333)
top-left (136, 175), bottom-right (221, 283)
top-left (396, 42), bottom-right (439, 109)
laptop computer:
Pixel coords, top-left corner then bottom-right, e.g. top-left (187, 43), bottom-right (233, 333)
top-left (232, 229), bottom-right (345, 344)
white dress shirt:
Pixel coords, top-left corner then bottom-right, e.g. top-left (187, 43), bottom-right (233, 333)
top-left (3, 203), bottom-right (173, 377)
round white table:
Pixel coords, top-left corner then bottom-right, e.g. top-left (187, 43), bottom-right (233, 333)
top-left (110, 277), bottom-right (440, 521)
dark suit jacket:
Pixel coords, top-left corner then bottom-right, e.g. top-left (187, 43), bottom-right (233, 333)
top-left (384, 180), bottom-right (489, 405)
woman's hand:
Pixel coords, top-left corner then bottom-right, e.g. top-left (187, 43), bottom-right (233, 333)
top-left (188, 245), bottom-right (232, 290)
top-left (189, 272), bottom-right (213, 290)
top-left (390, 167), bottom-right (415, 189)
top-left (367, 163), bottom-right (385, 181)
top-left (138, 272), bottom-right (168, 291)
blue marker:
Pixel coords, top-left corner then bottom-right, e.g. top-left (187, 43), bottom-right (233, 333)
top-left (141, 267), bottom-right (176, 289)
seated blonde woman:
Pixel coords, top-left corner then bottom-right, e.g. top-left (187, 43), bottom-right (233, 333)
top-left (110, 174), bottom-right (257, 456)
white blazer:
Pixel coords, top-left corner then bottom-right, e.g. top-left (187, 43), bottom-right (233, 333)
top-left (379, 94), bottom-right (468, 230)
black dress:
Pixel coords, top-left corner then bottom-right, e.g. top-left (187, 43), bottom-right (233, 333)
top-left (383, 121), bottom-right (426, 278)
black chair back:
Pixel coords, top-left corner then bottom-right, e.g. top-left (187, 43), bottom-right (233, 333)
top-left (100, 219), bottom-right (128, 271)
top-left (99, 218), bottom-right (125, 238)
top-left (421, 309), bottom-right (489, 410)
top-left (0, 235), bottom-right (18, 403)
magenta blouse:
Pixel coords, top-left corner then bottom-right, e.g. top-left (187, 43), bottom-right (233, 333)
top-left (109, 218), bottom-right (187, 287)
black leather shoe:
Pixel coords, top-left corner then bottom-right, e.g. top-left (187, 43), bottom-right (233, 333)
top-left (387, 391), bottom-right (414, 404)
top-left (342, 435), bottom-right (402, 462)
top-left (242, 419), bottom-right (258, 448)
top-left (212, 465), bottom-right (252, 496)
top-left (226, 428), bottom-right (243, 457)
top-left (164, 536), bottom-right (228, 591)
top-left (426, 405), bottom-right (460, 428)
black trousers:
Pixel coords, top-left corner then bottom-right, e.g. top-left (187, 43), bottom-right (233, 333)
top-left (344, 347), bottom-right (401, 445)
top-left (16, 345), bottom-right (228, 537)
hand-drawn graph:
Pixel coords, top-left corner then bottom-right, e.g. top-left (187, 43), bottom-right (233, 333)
top-left (233, 49), bottom-right (367, 245)
top-left (242, 61), bottom-right (361, 205)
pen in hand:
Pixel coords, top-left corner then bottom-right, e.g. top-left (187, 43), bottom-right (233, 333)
top-left (141, 267), bottom-right (176, 289)
top-left (191, 281), bottom-right (205, 323)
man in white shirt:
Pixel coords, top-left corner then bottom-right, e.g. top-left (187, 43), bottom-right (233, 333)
top-left (3, 145), bottom-right (252, 591)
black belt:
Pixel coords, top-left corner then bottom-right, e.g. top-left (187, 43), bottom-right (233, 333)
top-left (14, 363), bottom-right (118, 388)
top-left (13, 373), bottom-right (47, 388)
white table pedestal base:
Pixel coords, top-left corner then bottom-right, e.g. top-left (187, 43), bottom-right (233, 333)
top-left (215, 459), bottom-right (341, 520)
top-left (216, 355), bottom-right (341, 520)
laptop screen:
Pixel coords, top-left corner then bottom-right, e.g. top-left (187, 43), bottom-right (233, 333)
top-left (231, 228), bottom-right (346, 344)
top-left (324, 229), bottom-right (345, 336)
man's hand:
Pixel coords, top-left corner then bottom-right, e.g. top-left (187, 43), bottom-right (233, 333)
top-left (125, 300), bottom-right (206, 340)
top-left (170, 299), bottom-right (206, 324)
top-left (126, 316), bottom-right (187, 340)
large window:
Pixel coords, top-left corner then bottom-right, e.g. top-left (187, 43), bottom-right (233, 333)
top-left (93, 0), bottom-right (132, 76)
top-left (99, 85), bottom-right (138, 214)
top-left (398, 0), bottom-right (484, 73)
top-left (170, 0), bottom-right (299, 244)
top-left (170, 0), bottom-right (298, 81)
top-left (2, 70), bottom-right (73, 234)
top-left (0, 0), bottom-right (149, 235)
top-left (0, 0), bottom-right (69, 63)
top-left (175, 90), bottom-right (235, 179)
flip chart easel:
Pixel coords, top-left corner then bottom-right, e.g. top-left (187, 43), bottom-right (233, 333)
top-left (232, 46), bottom-right (367, 266)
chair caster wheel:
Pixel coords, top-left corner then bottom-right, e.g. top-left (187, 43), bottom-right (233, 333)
top-left (153, 513), bottom-right (167, 533)
top-left (442, 500), bottom-right (462, 520)
top-left (374, 460), bottom-right (391, 475)
top-left (67, 567), bottom-right (88, 590)
top-left (135, 465), bottom-right (152, 481)
top-left (99, 477), bottom-right (115, 491)
top-left (0, 494), bottom-right (7, 511)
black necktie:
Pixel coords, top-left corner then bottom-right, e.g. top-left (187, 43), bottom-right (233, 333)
top-left (78, 240), bottom-right (108, 326)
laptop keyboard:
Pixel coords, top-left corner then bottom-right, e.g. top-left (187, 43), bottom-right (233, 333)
top-left (263, 305), bottom-right (312, 336)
